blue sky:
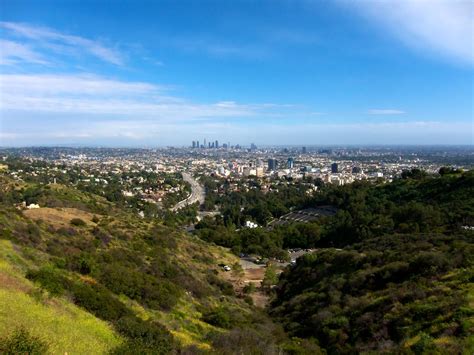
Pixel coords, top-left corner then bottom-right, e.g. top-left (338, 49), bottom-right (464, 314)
top-left (0, 0), bottom-right (472, 146)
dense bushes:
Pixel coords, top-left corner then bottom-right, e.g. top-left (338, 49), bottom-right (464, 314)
top-left (70, 218), bottom-right (86, 226)
top-left (26, 265), bottom-right (177, 352)
top-left (26, 266), bottom-right (66, 296)
top-left (270, 233), bottom-right (474, 353)
top-left (0, 328), bottom-right (49, 354)
top-left (111, 317), bottom-right (175, 354)
top-left (266, 172), bottom-right (474, 353)
top-left (206, 271), bottom-right (235, 296)
top-left (202, 306), bottom-right (235, 329)
top-left (98, 263), bottom-right (182, 310)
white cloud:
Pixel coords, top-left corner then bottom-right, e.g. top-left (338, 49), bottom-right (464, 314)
top-left (0, 39), bottom-right (49, 65)
top-left (0, 22), bottom-right (123, 65)
top-left (0, 73), bottom-right (285, 119)
top-left (1, 74), bottom-right (160, 96)
top-left (347, 0), bottom-right (474, 65)
top-left (368, 109), bottom-right (405, 115)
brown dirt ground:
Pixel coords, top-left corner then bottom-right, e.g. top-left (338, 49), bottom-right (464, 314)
top-left (0, 272), bottom-right (31, 293)
top-left (221, 267), bottom-right (269, 308)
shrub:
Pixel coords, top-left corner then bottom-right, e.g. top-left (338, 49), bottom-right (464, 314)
top-left (113, 316), bottom-right (175, 353)
top-left (0, 328), bottom-right (49, 354)
top-left (70, 281), bottom-right (131, 322)
top-left (98, 264), bottom-right (182, 311)
top-left (56, 226), bottom-right (78, 236)
top-left (243, 295), bottom-right (254, 305)
top-left (206, 272), bottom-right (235, 296)
top-left (70, 218), bottom-right (86, 226)
top-left (26, 266), bottom-right (65, 296)
top-left (202, 306), bottom-right (234, 329)
top-left (211, 328), bottom-right (280, 355)
top-left (243, 283), bottom-right (256, 294)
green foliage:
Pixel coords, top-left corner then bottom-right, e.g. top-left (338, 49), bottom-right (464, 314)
top-left (111, 317), bottom-right (175, 354)
top-left (196, 171), bottom-right (474, 267)
top-left (271, 234), bottom-right (474, 353)
top-left (201, 176), bottom-right (311, 225)
top-left (202, 306), bottom-right (234, 329)
top-left (401, 168), bottom-right (428, 180)
top-left (262, 264), bottom-right (279, 291)
top-left (70, 217), bottom-right (86, 226)
top-left (206, 272), bottom-right (235, 296)
top-left (26, 266), bottom-right (65, 296)
top-left (280, 337), bottom-right (323, 355)
top-left (268, 171), bottom-right (474, 353)
top-left (243, 282), bottom-right (256, 294)
top-left (439, 166), bottom-right (463, 176)
top-left (98, 263), bottom-right (182, 311)
top-left (0, 328), bottom-right (49, 355)
top-left (0, 163), bottom-right (302, 353)
top-left (4, 162), bottom-right (473, 353)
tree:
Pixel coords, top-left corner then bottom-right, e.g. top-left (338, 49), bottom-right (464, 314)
top-left (262, 263), bottom-right (278, 291)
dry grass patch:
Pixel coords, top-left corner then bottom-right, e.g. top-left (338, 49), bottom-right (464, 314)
top-left (23, 207), bottom-right (99, 228)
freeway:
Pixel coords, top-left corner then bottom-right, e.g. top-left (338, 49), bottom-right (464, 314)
top-left (171, 172), bottom-right (205, 211)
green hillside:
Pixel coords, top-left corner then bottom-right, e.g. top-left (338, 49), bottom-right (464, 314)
top-left (1, 170), bottom-right (473, 354)
top-left (270, 171), bottom-right (474, 353)
top-left (0, 239), bottom-right (122, 354)
top-left (0, 178), bottom-right (303, 354)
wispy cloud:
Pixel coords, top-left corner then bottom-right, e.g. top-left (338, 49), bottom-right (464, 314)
top-left (0, 22), bottom-right (124, 65)
top-left (158, 34), bottom-right (270, 59)
top-left (0, 73), bottom-right (289, 119)
top-left (0, 39), bottom-right (49, 65)
top-left (368, 109), bottom-right (405, 115)
top-left (346, 0), bottom-right (474, 65)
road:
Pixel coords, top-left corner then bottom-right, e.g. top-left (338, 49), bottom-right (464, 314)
top-left (171, 172), bottom-right (205, 211)
top-left (239, 257), bottom-right (266, 270)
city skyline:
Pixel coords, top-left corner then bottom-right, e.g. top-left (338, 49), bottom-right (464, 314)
top-left (1, 0), bottom-right (473, 146)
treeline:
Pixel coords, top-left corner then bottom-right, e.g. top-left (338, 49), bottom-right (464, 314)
top-left (200, 176), bottom-right (316, 225)
top-left (195, 217), bottom-right (322, 259)
top-left (197, 170), bottom-right (473, 258)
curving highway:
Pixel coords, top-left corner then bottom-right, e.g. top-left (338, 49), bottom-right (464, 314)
top-left (171, 172), bottom-right (205, 211)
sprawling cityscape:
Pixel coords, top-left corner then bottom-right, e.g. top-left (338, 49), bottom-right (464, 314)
top-left (2, 144), bottom-right (472, 214)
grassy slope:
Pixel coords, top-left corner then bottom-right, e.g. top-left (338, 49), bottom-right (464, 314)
top-left (0, 178), bottom-right (274, 353)
top-left (0, 239), bottom-right (122, 354)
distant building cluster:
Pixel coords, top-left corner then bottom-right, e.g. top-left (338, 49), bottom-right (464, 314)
top-left (192, 139), bottom-right (244, 150)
